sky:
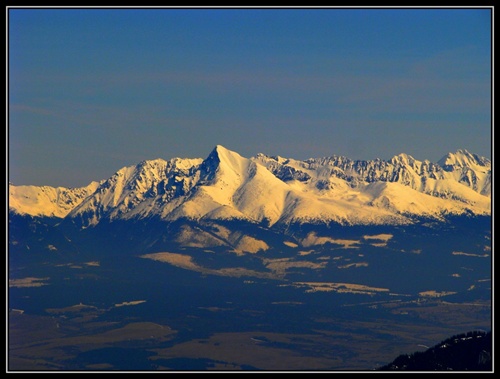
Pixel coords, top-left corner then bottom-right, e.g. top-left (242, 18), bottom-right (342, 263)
top-left (8, 7), bottom-right (492, 188)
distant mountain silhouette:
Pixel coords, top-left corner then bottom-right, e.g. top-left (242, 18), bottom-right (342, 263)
top-left (378, 330), bottom-right (492, 371)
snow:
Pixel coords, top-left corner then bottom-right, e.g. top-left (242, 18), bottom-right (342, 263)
top-left (451, 251), bottom-right (489, 258)
top-left (418, 290), bottom-right (458, 298)
top-left (301, 233), bottom-right (361, 248)
top-left (9, 145), bottom-right (491, 228)
top-left (233, 235), bottom-right (269, 254)
top-left (172, 223), bottom-right (269, 254)
top-left (174, 224), bottom-right (226, 248)
top-left (438, 149), bottom-right (490, 170)
top-left (363, 234), bottom-right (393, 242)
top-left (292, 281), bottom-right (390, 295)
top-left (363, 181), bottom-right (490, 218)
top-left (8, 181), bottom-right (101, 218)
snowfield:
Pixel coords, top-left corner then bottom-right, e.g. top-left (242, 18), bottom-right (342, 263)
top-left (9, 145), bottom-right (491, 227)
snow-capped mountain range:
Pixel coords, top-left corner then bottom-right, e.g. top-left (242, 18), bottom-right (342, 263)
top-left (9, 146), bottom-right (491, 227)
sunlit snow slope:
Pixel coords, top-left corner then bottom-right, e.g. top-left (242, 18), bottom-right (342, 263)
top-left (9, 146), bottom-right (491, 227)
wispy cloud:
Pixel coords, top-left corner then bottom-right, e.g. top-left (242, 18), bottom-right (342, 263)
top-left (14, 43), bottom-right (488, 119)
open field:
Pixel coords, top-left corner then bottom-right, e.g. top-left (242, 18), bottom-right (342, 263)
top-left (8, 219), bottom-right (491, 371)
top-left (9, 288), bottom-right (490, 371)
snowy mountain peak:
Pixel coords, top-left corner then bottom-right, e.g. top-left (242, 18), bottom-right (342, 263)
top-left (390, 153), bottom-right (417, 167)
top-left (438, 149), bottom-right (490, 171)
top-left (8, 181), bottom-right (101, 218)
top-left (200, 145), bottom-right (250, 182)
top-left (198, 146), bottom-right (225, 182)
top-left (212, 145), bottom-right (248, 168)
top-left (9, 147), bottom-right (491, 226)
top-left (208, 144), bottom-right (240, 160)
top-left (166, 156), bottom-right (203, 172)
top-left (434, 150), bottom-right (491, 196)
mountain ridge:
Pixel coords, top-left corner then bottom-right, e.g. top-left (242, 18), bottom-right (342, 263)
top-left (9, 146), bottom-right (491, 228)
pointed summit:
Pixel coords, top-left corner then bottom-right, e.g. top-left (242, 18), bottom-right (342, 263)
top-left (211, 145), bottom-right (247, 166)
top-left (390, 153), bottom-right (417, 167)
top-left (198, 146), bottom-right (222, 181)
top-left (200, 145), bottom-right (250, 183)
top-left (438, 150), bottom-right (490, 171)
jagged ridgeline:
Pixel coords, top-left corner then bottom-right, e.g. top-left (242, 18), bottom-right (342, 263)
top-left (9, 145), bottom-right (491, 228)
top-left (378, 330), bottom-right (492, 371)
top-left (9, 145), bottom-right (491, 263)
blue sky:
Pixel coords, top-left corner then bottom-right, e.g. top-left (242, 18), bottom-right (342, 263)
top-left (8, 7), bottom-right (492, 187)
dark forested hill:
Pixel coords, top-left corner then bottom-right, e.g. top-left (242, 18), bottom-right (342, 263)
top-left (378, 331), bottom-right (492, 371)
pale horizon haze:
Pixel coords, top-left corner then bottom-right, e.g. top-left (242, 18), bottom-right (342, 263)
top-left (8, 7), bottom-right (492, 188)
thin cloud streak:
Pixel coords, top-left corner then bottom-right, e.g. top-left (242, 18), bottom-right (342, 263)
top-left (13, 64), bottom-right (489, 116)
